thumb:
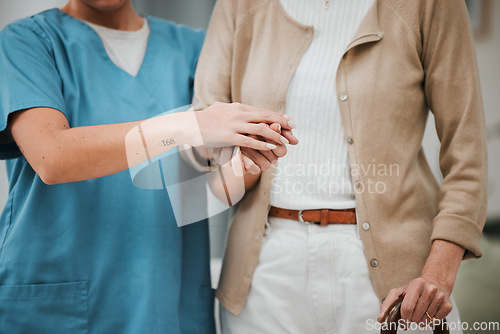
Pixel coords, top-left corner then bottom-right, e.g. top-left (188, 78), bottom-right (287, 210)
top-left (378, 288), bottom-right (406, 322)
top-left (270, 122), bottom-right (281, 134)
top-left (231, 146), bottom-right (244, 177)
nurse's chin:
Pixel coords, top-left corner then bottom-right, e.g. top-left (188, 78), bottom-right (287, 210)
top-left (81, 0), bottom-right (129, 12)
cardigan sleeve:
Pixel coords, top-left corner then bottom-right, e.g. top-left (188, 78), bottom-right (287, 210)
top-left (184, 0), bottom-right (237, 172)
top-left (192, 0), bottom-right (236, 110)
top-left (421, 0), bottom-right (487, 259)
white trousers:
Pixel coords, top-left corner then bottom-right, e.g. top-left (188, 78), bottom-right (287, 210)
top-left (220, 217), bottom-right (462, 334)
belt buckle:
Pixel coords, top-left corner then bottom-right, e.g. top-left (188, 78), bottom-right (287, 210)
top-left (298, 210), bottom-right (312, 224)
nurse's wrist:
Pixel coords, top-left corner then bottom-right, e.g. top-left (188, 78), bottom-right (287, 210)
top-left (151, 111), bottom-right (200, 148)
top-left (176, 111), bottom-right (204, 147)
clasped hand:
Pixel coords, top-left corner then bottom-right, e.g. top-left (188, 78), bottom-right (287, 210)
top-left (195, 102), bottom-right (298, 174)
top-left (378, 277), bottom-right (454, 329)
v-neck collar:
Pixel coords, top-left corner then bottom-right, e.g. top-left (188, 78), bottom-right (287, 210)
top-left (56, 9), bottom-right (154, 79)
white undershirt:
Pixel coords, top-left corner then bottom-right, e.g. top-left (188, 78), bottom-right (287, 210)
top-left (270, 0), bottom-right (374, 210)
top-left (86, 19), bottom-right (150, 77)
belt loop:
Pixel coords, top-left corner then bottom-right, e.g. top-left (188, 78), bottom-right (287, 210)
top-left (298, 210), bottom-right (305, 223)
top-left (264, 216), bottom-right (272, 237)
top-left (355, 211), bottom-right (361, 239)
top-left (320, 209), bottom-right (328, 226)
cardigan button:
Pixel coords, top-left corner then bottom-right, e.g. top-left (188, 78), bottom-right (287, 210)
top-left (370, 259), bottom-right (379, 267)
top-left (362, 222), bottom-right (370, 231)
top-left (347, 137), bottom-right (353, 145)
top-left (354, 181), bottom-right (360, 189)
top-left (340, 94), bottom-right (348, 101)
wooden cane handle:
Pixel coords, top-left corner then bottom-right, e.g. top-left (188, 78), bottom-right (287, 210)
top-left (380, 295), bottom-right (449, 334)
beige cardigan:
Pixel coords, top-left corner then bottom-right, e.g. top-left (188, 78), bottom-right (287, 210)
top-left (193, 0), bottom-right (487, 316)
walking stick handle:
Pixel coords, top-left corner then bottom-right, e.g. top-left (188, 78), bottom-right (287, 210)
top-left (380, 295), bottom-right (449, 334)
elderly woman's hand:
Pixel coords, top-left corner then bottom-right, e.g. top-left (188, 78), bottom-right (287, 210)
top-left (377, 277), bottom-right (453, 328)
top-left (240, 122), bottom-right (298, 174)
top-left (377, 240), bottom-right (465, 328)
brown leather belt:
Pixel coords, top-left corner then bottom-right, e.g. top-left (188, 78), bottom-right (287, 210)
top-left (269, 206), bottom-right (357, 226)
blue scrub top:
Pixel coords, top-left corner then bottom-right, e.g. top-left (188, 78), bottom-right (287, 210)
top-left (0, 9), bottom-right (215, 334)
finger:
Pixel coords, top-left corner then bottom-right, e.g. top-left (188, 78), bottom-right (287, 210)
top-left (417, 310), bottom-right (438, 328)
top-left (400, 279), bottom-right (426, 323)
top-left (241, 147), bottom-right (272, 171)
top-left (251, 134), bottom-right (284, 161)
top-left (264, 123), bottom-right (288, 146)
top-left (417, 313), bottom-right (428, 328)
top-left (270, 122), bottom-right (281, 134)
top-left (282, 129), bottom-right (299, 145)
top-left (411, 283), bottom-right (438, 323)
top-left (259, 148), bottom-right (278, 165)
top-left (425, 290), bottom-right (444, 321)
top-left (231, 146), bottom-right (244, 177)
top-left (259, 142), bottom-right (287, 159)
top-left (247, 136), bottom-right (279, 164)
top-left (241, 154), bottom-right (260, 174)
top-left (234, 134), bottom-right (277, 151)
top-left (239, 123), bottom-right (288, 145)
top-left (242, 109), bottom-right (294, 130)
top-left (270, 143), bottom-right (287, 158)
top-left (434, 295), bottom-right (453, 320)
top-left (378, 287), bottom-right (406, 322)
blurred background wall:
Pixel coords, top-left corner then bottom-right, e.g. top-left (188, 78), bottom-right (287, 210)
top-left (0, 0), bottom-right (499, 332)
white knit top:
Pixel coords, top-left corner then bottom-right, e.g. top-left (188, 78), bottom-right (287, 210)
top-left (270, 0), bottom-right (374, 210)
top-left (86, 19), bottom-right (150, 77)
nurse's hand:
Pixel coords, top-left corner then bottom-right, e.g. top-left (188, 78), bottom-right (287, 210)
top-left (195, 102), bottom-right (292, 151)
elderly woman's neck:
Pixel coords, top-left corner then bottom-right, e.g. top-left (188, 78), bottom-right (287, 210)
top-left (61, 0), bottom-right (144, 31)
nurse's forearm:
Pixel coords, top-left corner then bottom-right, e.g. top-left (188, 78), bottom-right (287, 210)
top-left (9, 107), bottom-right (196, 184)
top-left (9, 104), bottom-right (291, 185)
